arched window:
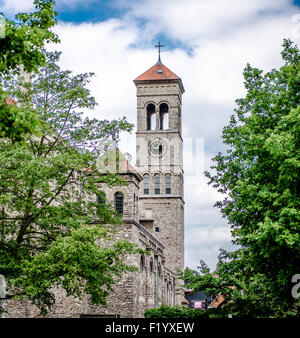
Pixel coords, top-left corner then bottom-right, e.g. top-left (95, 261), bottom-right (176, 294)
top-left (154, 173), bottom-right (160, 195)
top-left (165, 174), bottom-right (171, 194)
top-left (97, 191), bottom-right (106, 205)
top-left (114, 192), bottom-right (124, 215)
top-left (159, 103), bottom-right (169, 130)
top-left (147, 103), bottom-right (156, 131)
top-left (143, 174), bottom-right (150, 195)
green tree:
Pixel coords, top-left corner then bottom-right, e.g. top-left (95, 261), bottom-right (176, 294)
top-left (0, 0), bottom-right (59, 141)
top-left (0, 51), bottom-right (143, 315)
top-left (144, 304), bottom-right (226, 318)
top-left (184, 40), bottom-right (300, 318)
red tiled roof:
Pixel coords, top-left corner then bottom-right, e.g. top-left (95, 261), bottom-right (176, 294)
top-left (83, 156), bottom-right (138, 175)
top-left (120, 159), bottom-right (137, 173)
top-left (82, 166), bottom-right (93, 173)
top-left (134, 61), bottom-right (181, 82)
top-left (5, 97), bottom-right (17, 105)
top-left (210, 294), bottom-right (226, 308)
top-left (181, 297), bottom-right (189, 304)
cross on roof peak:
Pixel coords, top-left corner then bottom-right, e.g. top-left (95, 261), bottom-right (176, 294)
top-left (155, 41), bottom-right (164, 63)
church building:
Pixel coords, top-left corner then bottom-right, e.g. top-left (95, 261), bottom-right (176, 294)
top-left (3, 49), bottom-right (185, 318)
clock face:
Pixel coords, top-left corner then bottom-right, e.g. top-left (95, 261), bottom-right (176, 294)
top-left (150, 140), bottom-right (165, 156)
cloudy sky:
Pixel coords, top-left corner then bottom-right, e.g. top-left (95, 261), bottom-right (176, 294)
top-left (2, 0), bottom-right (300, 270)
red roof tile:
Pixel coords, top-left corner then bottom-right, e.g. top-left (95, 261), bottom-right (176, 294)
top-left (5, 97), bottom-right (17, 105)
top-left (83, 153), bottom-right (138, 175)
top-left (119, 159), bottom-right (138, 173)
top-left (134, 61), bottom-right (181, 82)
top-left (210, 294), bottom-right (226, 308)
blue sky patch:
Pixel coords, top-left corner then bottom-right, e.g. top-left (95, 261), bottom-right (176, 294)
top-left (56, 1), bottom-right (123, 23)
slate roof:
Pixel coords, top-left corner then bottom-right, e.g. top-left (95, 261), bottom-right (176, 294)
top-left (185, 290), bottom-right (208, 303)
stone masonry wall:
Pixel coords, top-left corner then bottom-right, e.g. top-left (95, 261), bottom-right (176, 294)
top-left (2, 221), bottom-right (176, 318)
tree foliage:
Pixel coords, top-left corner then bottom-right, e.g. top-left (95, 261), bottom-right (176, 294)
top-left (144, 305), bottom-right (225, 318)
top-left (184, 39), bottom-right (300, 318)
top-left (0, 51), bottom-right (143, 315)
top-left (0, 0), bottom-right (59, 141)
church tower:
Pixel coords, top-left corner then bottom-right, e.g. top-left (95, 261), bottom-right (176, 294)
top-left (134, 48), bottom-right (185, 278)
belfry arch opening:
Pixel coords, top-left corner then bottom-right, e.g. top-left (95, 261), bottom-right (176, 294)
top-left (146, 103), bottom-right (156, 130)
top-left (159, 103), bottom-right (169, 130)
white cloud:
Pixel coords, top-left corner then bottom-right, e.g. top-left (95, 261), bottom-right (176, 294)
top-left (120, 0), bottom-right (295, 41)
top-left (187, 225), bottom-right (232, 247)
top-left (50, 20), bottom-right (140, 122)
top-left (185, 223), bottom-right (234, 270)
top-left (0, 0), bottom-right (34, 14)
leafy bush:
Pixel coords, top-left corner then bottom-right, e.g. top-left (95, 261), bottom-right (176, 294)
top-left (144, 305), bottom-right (226, 318)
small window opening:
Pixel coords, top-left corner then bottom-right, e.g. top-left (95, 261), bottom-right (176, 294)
top-left (144, 174), bottom-right (150, 195)
top-left (114, 192), bottom-right (124, 215)
top-left (154, 174), bottom-right (160, 195)
top-left (165, 174), bottom-right (171, 194)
